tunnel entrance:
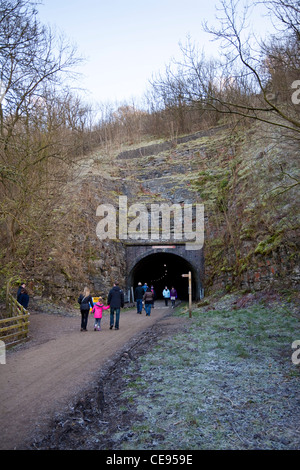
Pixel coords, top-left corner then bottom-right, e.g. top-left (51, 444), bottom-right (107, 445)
top-left (125, 243), bottom-right (204, 302)
top-left (129, 252), bottom-right (198, 301)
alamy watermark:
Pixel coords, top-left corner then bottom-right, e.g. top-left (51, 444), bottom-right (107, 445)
top-left (0, 80), bottom-right (6, 104)
top-left (0, 340), bottom-right (6, 364)
top-left (292, 340), bottom-right (300, 365)
top-left (266, 80), bottom-right (300, 105)
top-left (96, 196), bottom-right (204, 250)
top-left (291, 80), bottom-right (300, 105)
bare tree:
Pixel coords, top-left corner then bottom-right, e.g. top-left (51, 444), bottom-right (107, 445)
top-left (150, 0), bottom-right (300, 135)
top-left (0, 0), bottom-right (83, 147)
top-left (0, 0), bottom-right (91, 258)
top-left (202, 0), bottom-right (300, 132)
top-left (261, 0), bottom-right (300, 39)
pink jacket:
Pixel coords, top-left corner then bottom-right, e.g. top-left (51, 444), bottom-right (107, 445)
top-left (92, 302), bottom-right (110, 319)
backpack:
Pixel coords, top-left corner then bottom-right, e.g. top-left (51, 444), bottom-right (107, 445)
top-left (79, 295), bottom-right (90, 311)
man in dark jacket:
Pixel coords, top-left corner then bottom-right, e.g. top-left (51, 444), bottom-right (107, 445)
top-left (135, 282), bottom-right (144, 314)
top-left (107, 281), bottom-right (124, 330)
top-left (18, 288), bottom-right (29, 310)
top-left (17, 283), bottom-right (26, 302)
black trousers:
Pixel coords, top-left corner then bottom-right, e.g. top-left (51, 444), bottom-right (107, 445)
top-left (81, 309), bottom-right (89, 330)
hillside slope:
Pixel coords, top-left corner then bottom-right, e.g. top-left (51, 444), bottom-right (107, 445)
top-left (2, 121), bottom-right (299, 301)
top-left (82, 121), bottom-right (299, 297)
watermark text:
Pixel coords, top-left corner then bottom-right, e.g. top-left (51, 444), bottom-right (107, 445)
top-left (292, 340), bottom-right (300, 365)
top-left (0, 340), bottom-right (6, 364)
top-left (96, 196), bottom-right (204, 250)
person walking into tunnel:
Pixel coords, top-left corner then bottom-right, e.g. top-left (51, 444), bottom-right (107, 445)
top-left (78, 287), bottom-right (94, 331)
top-left (163, 286), bottom-right (170, 306)
top-left (107, 281), bottom-right (124, 330)
top-left (170, 286), bottom-right (178, 308)
top-left (143, 287), bottom-right (154, 316)
top-left (92, 297), bottom-right (110, 331)
top-left (135, 282), bottom-right (144, 314)
top-left (142, 282), bottom-right (148, 292)
top-left (151, 285), bottom-right (156, 308)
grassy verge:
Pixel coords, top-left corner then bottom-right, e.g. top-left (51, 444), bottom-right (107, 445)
top-left (115, 296), bottom-right (300, 450)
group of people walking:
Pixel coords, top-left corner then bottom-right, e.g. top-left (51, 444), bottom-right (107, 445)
top-left (17, 279), bottom-right (178, 333)
top-left (162, 286), bottom-right (178, 308)
top-left (134, 282), bottom-right (178, 316)
top-left (134, 282), bottom-right (155, 316)
top-left (78, 281), bottom-right (179, 332)
top-left (78, 281), bottom-right (124, 332)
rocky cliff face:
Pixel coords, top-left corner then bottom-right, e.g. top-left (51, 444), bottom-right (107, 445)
top-left (6, 121), bottom-right (299, 302)
top-left (79, 121), bottom-right (299, 298)
top-left (190, 123), bottom-right (299, 294)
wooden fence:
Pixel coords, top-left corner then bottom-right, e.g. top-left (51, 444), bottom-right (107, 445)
top-left (0, 285), bottom-right (30, 348)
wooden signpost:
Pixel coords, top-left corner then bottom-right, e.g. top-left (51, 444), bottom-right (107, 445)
top-left (182, 271), bottom-right (192, 318)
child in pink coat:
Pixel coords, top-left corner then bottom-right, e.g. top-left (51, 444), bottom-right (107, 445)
top-left (92, 297), bottom-right (110, 331)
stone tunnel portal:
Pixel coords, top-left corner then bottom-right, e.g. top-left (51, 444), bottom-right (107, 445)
top-left (126, 245), bottom-right (204, 302)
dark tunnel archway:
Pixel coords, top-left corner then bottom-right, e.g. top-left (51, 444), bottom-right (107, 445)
top-left (128, 252), bottom-right (199, 301)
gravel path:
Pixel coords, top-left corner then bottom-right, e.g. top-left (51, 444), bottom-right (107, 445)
top-left (0, 301), bottom-right (175, 450)
top-left (27, 292), bottom-right (300, 451)
top-left (1, 293), bottom-right (299, 451)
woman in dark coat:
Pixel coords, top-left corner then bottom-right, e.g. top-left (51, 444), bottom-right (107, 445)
top-left (170, 286), bottom-right (178, 308)
top-left (78, 287), bottom-right (94, 331)
top-left (143, 287), bottom-right (154, 316)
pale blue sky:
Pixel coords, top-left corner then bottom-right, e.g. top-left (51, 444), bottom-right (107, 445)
top-left (37, 0), bottom-right (273, 108)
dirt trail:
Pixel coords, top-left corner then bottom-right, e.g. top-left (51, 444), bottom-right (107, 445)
top-left (0, 302), bottom-right (176, 450)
